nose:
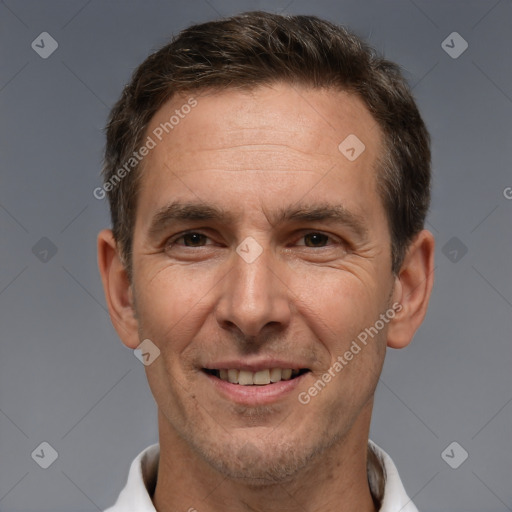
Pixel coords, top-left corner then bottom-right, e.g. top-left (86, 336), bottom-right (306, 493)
top-left (215, 242), bottom-right (292, 340)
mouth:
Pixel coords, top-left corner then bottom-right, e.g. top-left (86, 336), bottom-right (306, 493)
top-left (202, 368), bottom-right (311, 386)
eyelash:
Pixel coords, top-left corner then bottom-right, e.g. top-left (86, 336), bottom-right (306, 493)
top-left (165, 230), bottom-right (342, 249)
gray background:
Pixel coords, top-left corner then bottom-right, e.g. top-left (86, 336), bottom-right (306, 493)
top-left (1, 0), bottom-right (511, 511)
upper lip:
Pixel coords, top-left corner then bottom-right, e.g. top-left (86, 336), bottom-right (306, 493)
top-left (202, 359), bottom-right (310, 372)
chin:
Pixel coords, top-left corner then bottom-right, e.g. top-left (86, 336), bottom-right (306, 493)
top-left (193, 431), bottom-right (322, 485)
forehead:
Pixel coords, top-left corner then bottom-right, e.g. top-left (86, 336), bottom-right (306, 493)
top-left (145, 84), bottom-right (382, 172)
top-left (136, 83), bottom-right (385, 228)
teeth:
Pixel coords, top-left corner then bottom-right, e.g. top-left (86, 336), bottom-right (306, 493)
top-left (227, 369), bottom-right (239, 384)
top-left (281, 368), bottom-right (292, 380)
top-left (238, 370), bottom-right (254, 385)
top-left (216, 368), bottom-right (302, 385)
top-left (269, 368), bottom-right (282, 382)
top-left (253, 369), bottom-right (270, 385)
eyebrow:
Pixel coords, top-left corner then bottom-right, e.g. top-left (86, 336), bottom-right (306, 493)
top-left (146, 200), bottom-right (369, 242)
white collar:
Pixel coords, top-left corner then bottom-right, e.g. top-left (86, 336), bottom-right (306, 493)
top-left (104, 440), bottom-right (419, 512)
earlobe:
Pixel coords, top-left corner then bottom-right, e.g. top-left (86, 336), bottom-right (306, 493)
top-left (97, 229), bottom-right (140, 349)
top-left (386, 230), bottom-right (435, 349)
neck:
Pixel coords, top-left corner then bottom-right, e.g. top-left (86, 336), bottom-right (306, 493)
top-left (152, 407), bottom-right (378, 512)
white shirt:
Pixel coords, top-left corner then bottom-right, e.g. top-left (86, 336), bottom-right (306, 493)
top-left (104, 440), bottom-right (419, 512)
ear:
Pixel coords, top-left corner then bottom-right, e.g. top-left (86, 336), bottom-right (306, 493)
top-left (387, 229), bottom-right (435, 349)
top-left (97, 229), bottom-right (140, 349)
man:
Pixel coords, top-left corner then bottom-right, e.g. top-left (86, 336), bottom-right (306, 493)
top-left (98, 11), bottom-right (434, 512)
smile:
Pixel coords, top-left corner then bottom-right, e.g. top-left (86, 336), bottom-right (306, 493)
top-left (203, 368), bottom-right (310, 385)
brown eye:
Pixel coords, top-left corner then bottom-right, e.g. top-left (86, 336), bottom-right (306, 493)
top-left (179, 233), bottom-right (208, 246)
top-left (302, 233), bottom-right (330, 247)
top-left (167, 232), bottom-right (210, 249)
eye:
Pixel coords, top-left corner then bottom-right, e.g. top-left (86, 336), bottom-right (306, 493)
top-left (165, 230), bottom-right (342, 252)
top-left (167, 231), bottom-right (211, 248)
top-left (296, 232), bottom-right (335, 248)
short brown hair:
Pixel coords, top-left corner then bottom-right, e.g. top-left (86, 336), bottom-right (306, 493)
top-left (102, 11), bottom-right (431, 277)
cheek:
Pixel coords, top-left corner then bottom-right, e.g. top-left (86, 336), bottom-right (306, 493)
top-left (134, 266), bottom-right (212, 349)
top-left (289, 269), bottom-right (384, 350)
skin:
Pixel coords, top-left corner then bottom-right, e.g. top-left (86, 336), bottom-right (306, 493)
top-left (98, 83), bottom-right (434, 512)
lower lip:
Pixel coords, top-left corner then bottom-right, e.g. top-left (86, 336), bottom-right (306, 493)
top-left (203, 371), bottom-right (308, 405)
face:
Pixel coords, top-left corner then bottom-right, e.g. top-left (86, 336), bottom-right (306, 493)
top-left (129, 84), bottom-right (397, 482)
